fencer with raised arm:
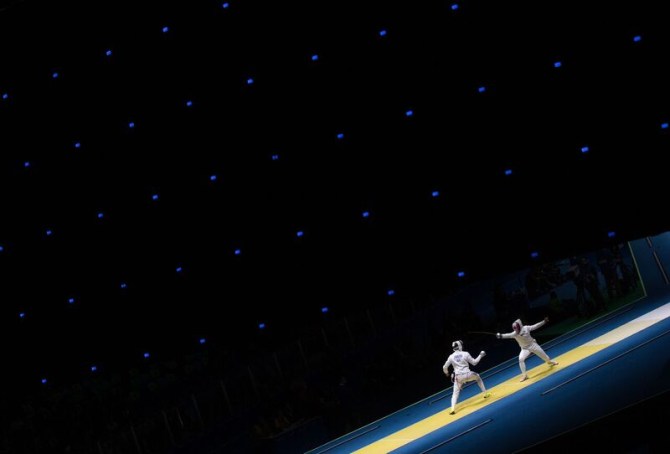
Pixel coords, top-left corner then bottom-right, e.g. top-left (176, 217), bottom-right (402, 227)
top-left (497, 317), bottom-right (558, 381)
top-left (442, 340), bottom-right (490, 414)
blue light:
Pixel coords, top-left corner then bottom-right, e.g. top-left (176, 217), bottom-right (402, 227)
top-left (210, 174), bottom-right (217, 181)
top-left (387, 289), bottom-right (395, 296)
top-left (97, 212), bottom-right (104, 219)
top-left (451, 4), bottom-right (459, 11)
top-left (162, 26), bottom-right (169, 33)
top-left (128, 121), bottom-right (135, 128)
top-left (581, 146), bottom-right (590, 153)
top-left (633, 35), bottom-right (642, 42)
top-left (336, 132), bottom-right (344, 140)
top-left (74, 141), bottom-right (81, 148)
top-left (143, 352), bottom-right (150, 359)
top-left (608, 231), bottom-right (616, 238)
top-left (222, 2), bottom-right (230, 8)
top-left (457, 271), bottom-right (465, 278)
top-left (120, 282), bottom-right (127, 289)
top-left (24, 161), bottom-right (30, 168)
top-left (296, 230), bottom-right (304, 237)
top-left (258, 322), bottom-right (266, 329)
top-left (68, 298), bottom-right (75, 304)
top-left (152, 193), bottom-right (159, 201)
top-left (246, 77), bottom-right (254, 85)
top-left (271, 154), bottom-right (279, 160)
top-left (478, 86), bottom-right (486, 93)
top-left (199, 337), bottom-right (207, 344)
top-left (362, 211), bottom-right (370, 218)
top-left (311, 54), bottom-right (319, 61)
top-left (531, 251), bottom-right (539, 259)
top-left (661, 122), bottom-right (669, 129)
top-left (186, 100), bottom-right (193, 107)
top-left (405, 109), bottom-right (414, 117)
top-left (105, 49), bottom-right (113, 57)
top-left (176, 266), bottom-right (183, 273)
top-left (52, 72), bottom-right (59, 79)
top-left (234, 248), bottom-right (241, 255)
top-left (41, 378), bottom-right (48, 384)
top-left (431, 190), bottom-right (440, 198)
top-left (1, 93), bottom-right (8, 100)
top-left (321, 306), bottom-right (329, 313)
top-left (91, 365), bottom-right (97, 372)
top-left (379, 29), bottom-right (387, 37)
top-left (19, 312), bottom-right (25, 318)
top-left (45, 229), bottom-right (53, 236)
top-left (553, 61), bottom-right (562, 68)
top-left (504, 169), bottom-right (513, 176)
top-left (0, 245), bottom-right (4, 252)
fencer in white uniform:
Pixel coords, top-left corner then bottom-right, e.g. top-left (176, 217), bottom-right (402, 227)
top-left (442, 340), bottom-right (490, 414)
top-left (497, 318), bottom-right (558, 381)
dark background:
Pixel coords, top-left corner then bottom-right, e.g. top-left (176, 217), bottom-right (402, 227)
top-left (1, 0), bottom-right (669, 449)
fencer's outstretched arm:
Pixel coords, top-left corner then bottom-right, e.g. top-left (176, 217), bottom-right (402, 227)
top-left (528, 317), bottom-right (549, 332)
top-left (468, 351), bottom-right (486, 366)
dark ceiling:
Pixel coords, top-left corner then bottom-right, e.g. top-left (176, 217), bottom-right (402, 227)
top-left (1, 0), bottom-right (668, 390)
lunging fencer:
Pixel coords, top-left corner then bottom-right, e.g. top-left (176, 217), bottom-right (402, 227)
top-left (496, 317), bottom-right (558, 382)
top-left (442, 340), bottom-right (490, 415)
